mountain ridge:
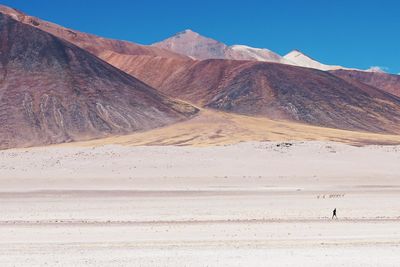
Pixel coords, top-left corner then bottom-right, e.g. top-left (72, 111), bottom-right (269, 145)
top-left (153, 29), bottom-right (289, 64)
top-left (0, 4), bottom-right (188, 60)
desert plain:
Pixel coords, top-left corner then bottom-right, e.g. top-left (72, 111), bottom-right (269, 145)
top-left (0, 140), bottom-right (399, 266)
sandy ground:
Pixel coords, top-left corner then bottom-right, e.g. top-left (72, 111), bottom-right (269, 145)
top-left (75, 110), bottom-right (400, 147)
top-left (0, 141), bottom-right (400, 266)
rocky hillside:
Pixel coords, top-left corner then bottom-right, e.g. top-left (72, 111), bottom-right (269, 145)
top-left (0, 13), bottom-right (197, 149)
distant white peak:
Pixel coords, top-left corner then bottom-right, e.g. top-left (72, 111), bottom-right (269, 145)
top-left (231, 45), bottom-right (272, 53)
top-left (229, 44), bottom-right (286, 62)
top-left (284, 50), bottom-right (312, 60)
top-left (284, 50), bottom-right (345, 71)
top-left (174, 29), bottom-right (200, 37)
top-left (366, 66), bottom-right (387, 73)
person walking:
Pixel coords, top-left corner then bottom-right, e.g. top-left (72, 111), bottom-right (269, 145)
top-left (332, 208), bottom-right (337, 219)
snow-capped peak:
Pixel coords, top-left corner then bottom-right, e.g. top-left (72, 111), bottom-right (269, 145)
top-left (174, 29), bottom-right (199, 37)
top-left (229, 44), bottom-right (287, 63)
top-left (231, 45), bottom-right (272, 52)
top-left (366, 66), bottom-right (387, 73)
top-left (284, 50), bottom-right (346, 71)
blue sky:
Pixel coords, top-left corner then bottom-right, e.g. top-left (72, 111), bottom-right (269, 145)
top-left (2, 0), bottom-right (399, 73)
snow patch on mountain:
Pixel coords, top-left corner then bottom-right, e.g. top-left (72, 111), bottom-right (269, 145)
top-left (366, 66), bottom-right (387, 73)
top-left (229, 45), bottom-right (289, 63)
top-left (283, 50), bottom-right (346, 71)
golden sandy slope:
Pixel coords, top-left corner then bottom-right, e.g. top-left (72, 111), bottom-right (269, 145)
top-left (74, 109), bottom-right (400, 147)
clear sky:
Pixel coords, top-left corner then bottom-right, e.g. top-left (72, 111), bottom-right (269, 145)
top-left (2, 0), bottom-right (399, 73)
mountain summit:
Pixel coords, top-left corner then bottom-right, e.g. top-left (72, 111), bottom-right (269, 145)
top-left (153, 29), bottom-right (229, 60)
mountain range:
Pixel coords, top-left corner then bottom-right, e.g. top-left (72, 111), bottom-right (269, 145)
top-left (152, 29), bottom-right (349, 71)
top-left (0, 4), bottom-right (399, 149)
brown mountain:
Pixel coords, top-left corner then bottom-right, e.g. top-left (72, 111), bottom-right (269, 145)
top-left (105, 57), bottom-right (400, 134)
top-left (331, 69), bottom-right (400, 97)
top-left (0, 13), bottom-right (197, 149)
top-left (98, 51), bottom-right (194, 90)
top-left (0, 5), bottom-right (187, 60)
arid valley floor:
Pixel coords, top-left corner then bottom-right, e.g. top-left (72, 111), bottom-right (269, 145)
top-left (1, 141), bottom-right (399, 266)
